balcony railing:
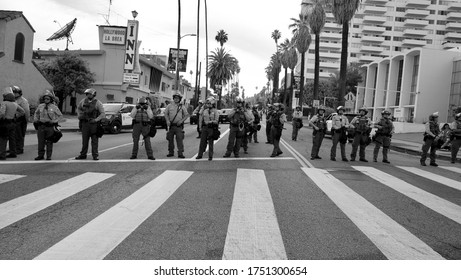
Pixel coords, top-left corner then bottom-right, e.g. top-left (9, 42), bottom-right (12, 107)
top-left (445, 32), bottom-right (461, 40)
top-left (405, 9), bottom-right (430, 17)
top-left (362, 6), bottom-right (387, 14)
top-left (362, 25), bottom-right (386, 33)
top-left (403, 28), bottom-right (428, 36)
top-left (447, 12), bottom-right (461, 20)
top-left (446, 22), bottom-right (461, 30)
top-left (404, 18), bottom-right (429, 26)
top-left (405, 0), bottom-right (431, 7)
top-left (362, 35), bottom-right (385, 42)
top-left (363, 15), bottom-right (387, 23)
top-left (402, 38), bottom-right (427, 46)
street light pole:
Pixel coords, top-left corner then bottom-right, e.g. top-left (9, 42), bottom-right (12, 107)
top-left (175, 0), bottom-right (181, 91)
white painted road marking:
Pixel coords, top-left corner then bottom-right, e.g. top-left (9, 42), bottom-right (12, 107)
top-left (397, 166), bottom-right (461, 191)
top-left (354, 166), bottom-right (461, 225)
top-left (0, 174), bottom-right (26, 185)
top-left (302, 167), bottom-right (444, 260)
top-left (0, 172), bottom-right (114, 230)
top-left (35, 170), bottom-right (193, 260)
top-left (223, 168), bottom-right (287, 260)
top-left (439, 166), bottom-right (461, 174)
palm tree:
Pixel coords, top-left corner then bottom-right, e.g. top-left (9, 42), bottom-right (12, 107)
top-left (271, 29), bottom-right (282, 51)
top-left (215, 29), bottom-right (228, 47)
top-left (331, 0), bottom-right (361, 106)
top-left (208, 48), bottom-right (239, 109)
top-left (304, 0), bottom-right (326, 102)
top-left (289, 14), bottom-right (312, 109)
top-left (279, 38), bottom-right (291, 107)
top-left (286, 44), bottom-right (299, 112)
top-left (268, 52), bottom-right (282, 103)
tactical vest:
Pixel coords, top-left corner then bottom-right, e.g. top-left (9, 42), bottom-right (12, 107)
top-left (272, 112), bottom-right (282, 127)
top-left (355, 117), bottom-right (369, 132)
top-left (82, 99), bottom-right (100, 120)
top-left (454, 121), bottom-right (461, 137)
top-left (377, 118), bottom-right (392, 135)
top-left (313, 115), bottom-right (326, 130)
top-left (134, 109), bottom-right (149, 123)
top-left (231, 110), bottom-right (245, 125)
top-left (429, 121), bottom-right (440, 135)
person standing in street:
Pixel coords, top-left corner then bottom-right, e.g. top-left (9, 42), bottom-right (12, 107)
top-left (291, 105), bottom-right (303, 141)
top-left (350, 107), bottom-right (372, 162)
top-left (449, 112), bottom-right (461, 164)
top-left (12, 86), bottom-right (29, 155)
top-left (373, 110), bottom-right (394, 163)
top-left (130, 97), bottom-right (155, 160)
top-left (165, 92), bottom-right (189, 158)
top-left (240, 102), bottom-right (254, 154)
top-left (420, 112), bottom-right (441, 167)
top-left (265, 104), bottom-right (274, 144)
top-left (309, 106), bottom-right (327, 160)
top-left (330, 106), bottom-right (349, 161)
top-left (193, 100), bottom-right (204, 139)
top-left (33, 90), bottom-right (62, 160)
top-left (75, 88), bottom-right (105, 160)
top-left (0, 87), bottom-right (25, 160)
top-left (196, 97), bottom-right (219, 160)
top-left (270, 103), bottom-right (287, 157)
top-left (223, 97), bottom-right (252, 158)
top-left (248, 105), bottom-right (260, 143)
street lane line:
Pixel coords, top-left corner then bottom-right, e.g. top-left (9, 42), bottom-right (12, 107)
top-left (439, 166), bottom-right (461, 174)
top-left (223, 168), bottom-right (287, 260)
top-left (0, 174), bottom-right (26, 184)
top-left (397, 166), bottom-right (461, 191)
top-left (280, 138), bottom-right (314, 168)
top-left (301, 167), bottom-right (444, 260)
top-left (67, 142), bottom-right (133, 160)
top-left (0, 172), bottom-right (114, 230)
top-left (35, 170), bottom-right (193, 260)
top-left (354, 166), bottom-right (461, 225)
top-left (191, 128), bottom-right (230, 159)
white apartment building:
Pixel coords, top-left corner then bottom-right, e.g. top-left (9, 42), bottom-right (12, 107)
top-left (299, 0), bottom-right (461, 81)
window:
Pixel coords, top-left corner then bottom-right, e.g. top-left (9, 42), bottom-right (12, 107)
top-left (438, 10), bottom-right (448, 15)
top-left (161, 82), bottom-right (166, 92)
top-left (437, 30), bottom-right (446, 35)
top-left (14, 33), bottom-right (25, 62)
top-left (396, 7), bottom-right (405, 12)
top-left (385, 26), bottom-right (393, 31)
top-left (437, 20), bottom-right (446, 25)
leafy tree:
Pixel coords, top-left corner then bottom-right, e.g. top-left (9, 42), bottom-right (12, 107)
top-left (207, 48), bottom-right (239, 109)
top-left (328, 62), bottom-right (364, 97)
top-left (38, 52), bottom-right (95, 112)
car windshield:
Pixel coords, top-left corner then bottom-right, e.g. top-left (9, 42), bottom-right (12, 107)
top-left (103, 104), bottom-right (123, 114)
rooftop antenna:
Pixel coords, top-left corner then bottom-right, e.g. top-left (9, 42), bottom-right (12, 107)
top-left (47, 18), bottom-right (77, 51)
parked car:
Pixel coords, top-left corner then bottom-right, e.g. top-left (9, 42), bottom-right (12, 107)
top-left (101, 103), bottom-right (135, 134)
top-left (219, 108), bottom-right (232, 123)
top-left (154, 108), bottom-right (167, 129)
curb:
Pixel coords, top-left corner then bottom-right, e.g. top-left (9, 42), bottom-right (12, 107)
top-left (389, 144), bottom-right (460, 163)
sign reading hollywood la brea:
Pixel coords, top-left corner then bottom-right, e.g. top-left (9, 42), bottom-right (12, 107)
top-left (102, 26), bottom-right (127, 45)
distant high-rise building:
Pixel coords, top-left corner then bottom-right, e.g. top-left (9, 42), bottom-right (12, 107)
top-left (298, 0), bottom-right (461, 81)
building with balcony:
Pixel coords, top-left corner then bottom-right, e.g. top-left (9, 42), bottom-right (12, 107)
top-left (297, 0), bottom-right (461, 103)
top-left (357, 48), bottom-right (461, 130)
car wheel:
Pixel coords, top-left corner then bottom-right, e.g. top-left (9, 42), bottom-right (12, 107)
top-left (110, 121), bottom-right (122, 134)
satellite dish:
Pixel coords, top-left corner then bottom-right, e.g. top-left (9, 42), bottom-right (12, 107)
top-left (47, 18), bottom-right (77, 50)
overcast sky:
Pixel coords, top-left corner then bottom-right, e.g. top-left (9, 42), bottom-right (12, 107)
top-left (1, 0), bottom-right (303, 96)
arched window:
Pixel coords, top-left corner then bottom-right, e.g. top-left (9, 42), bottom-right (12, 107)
top-left (14, 33), bottom-right (25, 62)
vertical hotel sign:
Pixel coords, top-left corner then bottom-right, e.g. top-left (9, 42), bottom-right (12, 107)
top-left (124, 20), bottom-right (139, 71)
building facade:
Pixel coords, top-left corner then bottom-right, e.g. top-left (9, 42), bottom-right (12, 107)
top-left (357, 47), bottom-right (461, 128)
top-left (299, 0), bottom-right (461, 82)
top-left (0, 10), bottom-right (52, 105)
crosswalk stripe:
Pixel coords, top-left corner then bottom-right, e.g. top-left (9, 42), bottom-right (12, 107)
top-left (439, 166), bottom-right (461, 174)
top-left (0, 174), bottom-right (26, 185)
top-left (354, 166), bottom-right (461, 225)
top-left (397, 166), bottom-right (461, 191)
top-left (301, 167), bottom-right (444, 260)
top-left (34, 170), bottom-right (193, 260)
top-left (223, 168), bottom-right (287, 260)
top-left (0, 172), bottom-right (114, 230)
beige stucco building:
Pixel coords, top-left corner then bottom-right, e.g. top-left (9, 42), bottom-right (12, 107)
top-left (0, 11), bottom-right (52, 105)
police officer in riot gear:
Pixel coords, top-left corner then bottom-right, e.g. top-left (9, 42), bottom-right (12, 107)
top-left (193, 100), bottom-right (204, 138)
top-left (0, 87), bottom-right (25, 160)
top-left (373, 110), bottom-right (394, 163)
top-left (265, 104), bottom-right (274, 144)
top-left (309, 106), bottom-right (327, 160)
top-left (196, 97), bottom-right (219, 160)
top-left (449, 112), bottom-right (461, 164)
top-left (420, 112), bottom-right (441, 166)
top-left (75, 88), bottom-right (105, 160)
top-left (292, 105), bottom-right (303, 141)
top-left (350, 107), bottom-right (372, 162)
top-left (330, 106), bottom-right (349, 161)
top-left (12, 86), bottom-right (29, 155)
top-left (270, 103), bottom-right (287, 157)
top-left (165, 91), bottom-right (189, 158)
top-left (224, 97), bottom-right (252, 158)
top-left (130, 97), bottom-right (155, 160)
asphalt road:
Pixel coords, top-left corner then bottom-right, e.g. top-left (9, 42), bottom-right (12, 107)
top-left (0, 123), bottom-right (460, 260)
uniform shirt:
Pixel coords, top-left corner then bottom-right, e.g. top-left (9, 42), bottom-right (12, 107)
top-left (199, 107), bottom-right (219, 129)
top-left (450, 120), bottom-right (461, 137)
top-left (15, 96), bottom-right (30, 119)
top-left (77, 98), bottom-right (105, 122)
top-left (0, 101), bottom-right (25, 120)
top-left (292, 110), bottom-right (303, 120)
top-left (424, 121), bottom-right (439, 137)
top-left (375, 117), bottom-right (394, 135)
top-left (309, 114), bottom-right (327, 130)
top-left (350, 115), bottom-right (371, 132)
top-left (331, 114), bottom-right (349, 130)
top-left (164, 102), bottom-right (189, 125)
top-left (34, 103), bottom-right (62, 124)
top-left (131, 106), bottom-right (153, 120)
